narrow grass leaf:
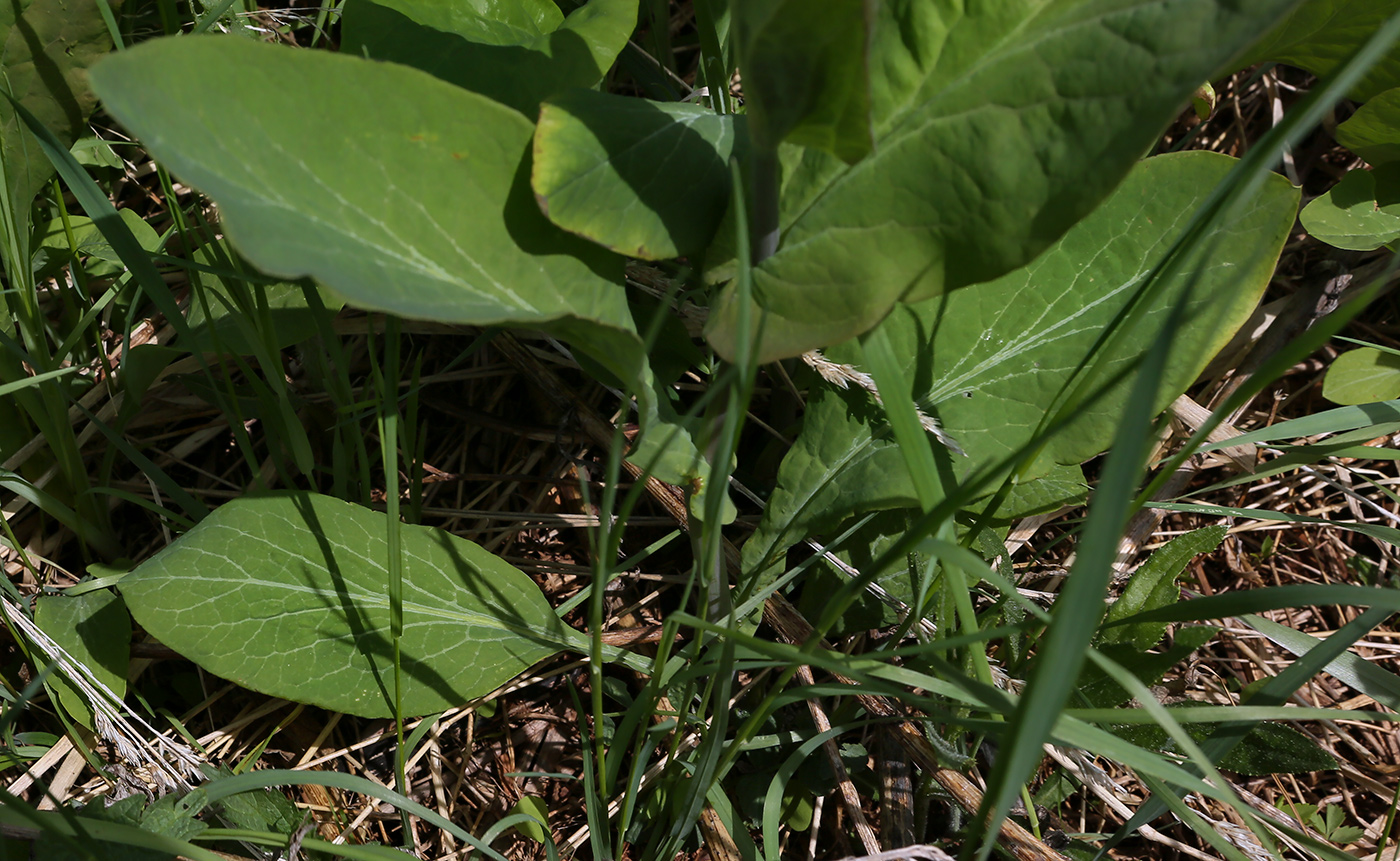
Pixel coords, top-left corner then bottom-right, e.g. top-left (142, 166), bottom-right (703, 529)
top-left (1244, 612), bottom-right (1400, 710)
top-left (975, 276), bottom-right (1184, 861)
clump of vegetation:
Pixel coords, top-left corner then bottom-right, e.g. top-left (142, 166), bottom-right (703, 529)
top-left (3, 1), bottom-right (1400, 860)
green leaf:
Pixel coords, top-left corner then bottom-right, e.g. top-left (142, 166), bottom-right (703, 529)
top-left (0, 0), bottom-right (117, 212)
top-left (91, 37), bottom-right (699, 484)
top-left (1075, 625), bottom-right (1218, 709)
top-left (705, 0), bottom-right (1299, 361)
top-left (31, 210), bottom-right (160, 279)
top-left (181, 245), bottom-right (344, 355)
top-left (1245, 0), bottom-right (1400, 103)
top-left (742, 152), bottom-right (1296, 576)
top-left (1301, 164), bottom-right (1400, 251)
top-left (1323, 346), bottom-right (1400, 403)
top-left (533, 89), bottom-right (747, 259)
top-left (1102, 525), bottom-right (1228, 651)
top-left (1115, 715), bottom-right (1338, 776)
top-left (734, 0), bottom-right (874, 163)
top-left (1336, 87), bottom-right (1400, 165)
top-left (33, 589), bottom-right (130, 730)
top-left (117, 492), bottom-right (572, 717)
top-left (341, 0), bottom-right (638, 116)
top-left (510, 796), bottom-right (550, 843)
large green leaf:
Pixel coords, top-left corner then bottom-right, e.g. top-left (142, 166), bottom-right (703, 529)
top-left (341, 0), bottom-right (638, 116)
top-left (734, 0), bottom-right (874, 163)
top-left (33, 589), bottom-right (130, 730)
top-left (1336, 86), bottom-right (1400, 165)
top-left (0, 0), bottom-right (116, 212)
top-left (1300, 163), bottom-right (1400, 251)
top-left (1245, 0), bottom-right (1400, 104)
top-left (533, 89), bottom-right (747, 259)
top-left (118, 493), bottom-right (573, 717)
top-left (91, 37), bottom-right (702, 485)
top-left (705, 0), bottom-right (1300, 362)
top-left (742, 152), bottom-right (1296, 577)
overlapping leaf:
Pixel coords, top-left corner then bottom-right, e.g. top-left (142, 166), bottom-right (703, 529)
top-left (734, 0), bottom-right (874, 163)
top-left (705, 0), bottom-right (1300, 362)
top-left (1245, 0), bottom-right (1400, 103)
top-left (533, 89), bottom-right (747, 259)
top-left (91, 37), bottom-right (704, 484)
top-left (1336, 87), bottom-right (1400, 165)
top-left (118, 493), bottom-right (570, 717)
top-left (0, 0), bottom-right (116, 213)
top-left (341, 0), bottom-right (638, 116)
top-left (1300, 163), bottom-right (1400, 251)
top-left (743, 152), bottom-right (1297, 577)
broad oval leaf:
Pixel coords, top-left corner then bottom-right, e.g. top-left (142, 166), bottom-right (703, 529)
top-left (33, 590), bottom-right (130, 730)
top-left (1323, 346), bottom-right (1400, 404)
top-left (742, 152), bottom-right (1297, 576)
top-left (705, 0), bottom-right (1300, 362)
top-left (0, 0), bottom-right (115, 213)
top-left (341, 0), bottom-right (638, 117)
top-left (1336, 87), bottom-right (1400, 166)
top-left (533, 89), bottom-right (747, 259)
top-left (90, 37), bottom-right (703, 484)
top-left (1245, 0), bottom-right (1400, 104)
top-left (118, 493), bottom-right (569, 717)
top-left (1300, 164), bottom-right (1400, 251)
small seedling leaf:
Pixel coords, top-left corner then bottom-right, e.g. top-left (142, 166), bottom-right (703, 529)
top-left (511, 796), bottom-right (550, 843)
top-left (1301, 164), bottom-right (1400, 251)
top-left (118, 492), bottom-right (570, 717)
top-left (1102, 525), bottom-right (1228, 651)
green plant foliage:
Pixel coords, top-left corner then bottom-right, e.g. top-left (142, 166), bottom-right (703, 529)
top-left (1245, 0), bottom-right (1400, 103)
top-left (32, 589), bottom-right (130, 730)
top-left (733, 0), bottom-right (874, 163)
top-left (1282, 803), bottom-right (1367, 844)
top-left (743, 152), bottom-right (1296, 578)
top-left (117, 492), bottom-right (573, 717)
top-left (1077, 625), bottom-right (1218, 709)
top-left (510, 796), bottom-right (551, 843)
top-left (0, 0), bottom-right (117, 212)
top-left (1102, 525), bottom-right (1228, 651)
top-left (1115, 712), bottom-right (1338, 775)
top-left (1323, 346), bottom-right (1400, 403)
top-left (340, 0), bottom-right (638, 116)
top-left (31, 210), bottom-right (161, 280)
top-left (533, 89), bottom-right (748, 259)
top-left (90, 36), bottom-right (702, 485)
top-left (1300, 163), bottom-right (1400, 251)
top-left (1336, 87), bottom-right (1400, 165)
top-left (704, 0), bottom-right (1299, 362)
top-left (183, 279), bottom-right (343, 356)
top-left (35, 794), bottom-right (207, 861)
